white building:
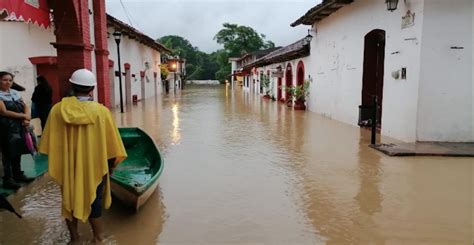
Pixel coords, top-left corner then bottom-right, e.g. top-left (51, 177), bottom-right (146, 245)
top-left (0, 14), bottom-right (169, 108)
top-left (107, 14), bottom-right (170, 108)
top-left (230, 47), bottom-right (281, 93)
top-left (228, 57), bottom-right (239, 87)
top-left (0, 20), bottom-right (56, 103)
top-left (291, 0), bottom-right (473, 142)
top-left (243, 37), bottom-right (312, 105)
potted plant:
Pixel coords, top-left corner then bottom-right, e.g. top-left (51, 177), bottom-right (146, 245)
top-left (285, 79), bottom-right (310, 110)
top-left (261, 75), bottom-right (271, 99)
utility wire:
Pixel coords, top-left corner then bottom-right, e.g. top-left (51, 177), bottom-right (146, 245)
top-left (119, 0), bottom-right (135, 27)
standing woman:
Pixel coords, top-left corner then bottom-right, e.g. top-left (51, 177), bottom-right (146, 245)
top-left (0, 71), bottom-right (34, 189)
top-left (32, 75), bottom-right (53, 130)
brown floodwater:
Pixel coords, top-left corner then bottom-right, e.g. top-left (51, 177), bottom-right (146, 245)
top-left (0, 85), bottom-right (472, 244)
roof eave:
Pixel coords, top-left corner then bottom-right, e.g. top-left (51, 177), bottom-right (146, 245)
top-left (107, 14), bottom-right (171, 54)
top-left (291, 0), bottom-right (354, 27)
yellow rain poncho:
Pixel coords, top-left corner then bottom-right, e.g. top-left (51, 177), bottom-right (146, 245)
top-left (39, 97), bottom-right (127, 222)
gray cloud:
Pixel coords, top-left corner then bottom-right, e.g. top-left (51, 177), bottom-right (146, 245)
top-left (105, 0), bottom-right (320, 53)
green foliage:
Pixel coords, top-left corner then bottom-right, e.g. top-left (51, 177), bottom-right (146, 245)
top-left (285, 79), bottom-right (311, 101)
top-left (214, 23), bottom-right (274, 57)
top-left (158, 35), bottom-right (218, 80)
top-left (157, 23), bottom-right (274, 83)
top-left (159, 64), bottom-right (169, 80)
top-left (212, 23), bottom-right (274, 83)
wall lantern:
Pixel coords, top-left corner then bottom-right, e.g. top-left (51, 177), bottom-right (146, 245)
top-left (386, 0), bottom-right (399, 12)
top-left (305, 29), bottom-right (313, 43)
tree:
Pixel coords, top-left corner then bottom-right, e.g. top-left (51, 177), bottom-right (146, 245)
top-left (213, 23), bottom-right (274, 82)
top-left (214, 23), bottom-right (274, 57)
top-left (158, 36), bottom-right (200, 79)
top-left (158, 35), bottom-right (214, 80)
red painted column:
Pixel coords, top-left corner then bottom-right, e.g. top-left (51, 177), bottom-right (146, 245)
top-left (51, 0), bottom-right (92, 98)
top-left (93, 0), bottom-right (110, 107)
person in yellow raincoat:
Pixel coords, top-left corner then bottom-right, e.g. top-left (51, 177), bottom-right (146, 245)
top-left (39, 69), bottom-right (127, 243)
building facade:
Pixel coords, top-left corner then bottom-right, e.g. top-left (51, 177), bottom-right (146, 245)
top-left (292, 0), bottom-right (473, 142)
top-left (107, 15), bottom-right (169, 108)
top-left (0, 7), bottom-right (169, 109)
top-left (0, 20), bottom-right (56, 103)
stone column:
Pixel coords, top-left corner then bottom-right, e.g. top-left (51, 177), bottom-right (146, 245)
top-left (93, 0), bottom-right (110, 107)
top-left (140, 71), bottom-right (145, 100)
top-left (124, 63), bottom-right (131, 106)
top-left (108, 59), bottom-right (115, 108)
top-left (51, 0), bottom-right (92, 98)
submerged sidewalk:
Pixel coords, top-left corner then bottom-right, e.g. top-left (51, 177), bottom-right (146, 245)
top-left (371, 142), bottom-right (474, 157)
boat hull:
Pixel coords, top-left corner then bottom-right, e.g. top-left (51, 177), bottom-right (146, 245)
top-left (110, 127), bottom-right (164, 211)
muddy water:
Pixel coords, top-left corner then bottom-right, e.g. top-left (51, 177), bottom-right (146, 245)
top-left (0, 85), bottom-right (472, 244)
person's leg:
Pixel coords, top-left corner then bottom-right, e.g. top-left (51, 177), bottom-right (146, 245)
top-left (2, 150), bottom-right (12, 179)
top-left (1, 149), bottom-right (20, 189)
top-left (89, 177), bottom-right (105, 242)
top-left (89, 217), bottom-right (104, 243)
top-left (65, 218), bottom-right (80, 242)
top-left (40, 112), bottom-right (47, 131)
top-left (11, 156), bottom-right (22, 178)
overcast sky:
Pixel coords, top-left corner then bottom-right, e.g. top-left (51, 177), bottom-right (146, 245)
top-left (105, 0), bottom-right (321, 53)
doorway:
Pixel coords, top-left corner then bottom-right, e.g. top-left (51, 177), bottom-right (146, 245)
top-left (361, 29), bottom-right (385, 128)
top-left (29, 57), bottom-right (60, 103)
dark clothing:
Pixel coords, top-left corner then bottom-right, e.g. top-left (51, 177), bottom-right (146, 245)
top-left (32, 84), bottom-right (52, 105)
top-left (37, 104), bottom-right (51, 130)
top-left (31, 84), bottom-right (52, 130)
top-left (90, 177), bottom-right (105, 219)
top-left (0, 90), bottom-right (27, 180)
top-left (165, 80), bottom-right (170, 94)
top-left (1, 153), bottom-right (21, 179)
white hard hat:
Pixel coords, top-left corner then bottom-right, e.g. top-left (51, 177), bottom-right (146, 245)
top-left (69, 69), bottom-right (97, 86)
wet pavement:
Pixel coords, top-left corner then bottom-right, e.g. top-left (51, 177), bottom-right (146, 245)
top-left (0, 85), bottom-right (472, 244)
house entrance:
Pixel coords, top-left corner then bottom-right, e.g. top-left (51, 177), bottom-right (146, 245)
top-left (360, 29), bottom-right (385, 128)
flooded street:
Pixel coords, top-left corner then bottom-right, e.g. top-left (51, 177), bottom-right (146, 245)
top-left (0, 85), bottom-right (472, 244)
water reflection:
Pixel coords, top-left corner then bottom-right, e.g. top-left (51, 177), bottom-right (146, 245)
top-left (0, 86), bottom-right (472, 244)
top-left (171, 103), bottom-right (181, 145)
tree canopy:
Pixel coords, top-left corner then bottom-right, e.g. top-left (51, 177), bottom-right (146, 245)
top-left (158, 23), bottom-right (274, 83)
top-left (214, 23), bottom-right (275, 57)
top-left (158, 35), bottom-right (218, 80)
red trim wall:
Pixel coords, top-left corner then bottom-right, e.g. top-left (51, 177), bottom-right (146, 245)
top-left (93, 0), bottom-right (110, 107)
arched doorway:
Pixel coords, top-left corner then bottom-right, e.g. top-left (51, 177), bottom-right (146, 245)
top-left (361, 29), bottom-right (385, 128)
top-left (296, 60), bottom-right (305, 87)
top-left (285, 63), bottom-right (293, 102)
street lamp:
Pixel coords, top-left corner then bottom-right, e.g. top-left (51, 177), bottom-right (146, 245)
top-left (386, 0), bottom-right (399, 12)
top-left (168, 59), bottom-right (178, 94)
top-left (113, 30), bottom-right (124, 113)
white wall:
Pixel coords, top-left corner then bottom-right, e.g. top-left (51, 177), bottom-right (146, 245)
top-left (417, 0), bottom-right (473, 142)
top-left (308, 0), bottom-right (425, 142)
top-left (472, 0), bottom-right (474, 142)
top-left (107, 26), bottom-right (162, 108)
top-left (260, 57), bottom-right (312, 102)
top-left (0, 21), bottom-right (56, 104)
top-left (230, 60), bottom-right (237, 86)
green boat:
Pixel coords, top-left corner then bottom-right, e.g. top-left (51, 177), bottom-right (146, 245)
top-left (111, 128), bottom-right (164, 211)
